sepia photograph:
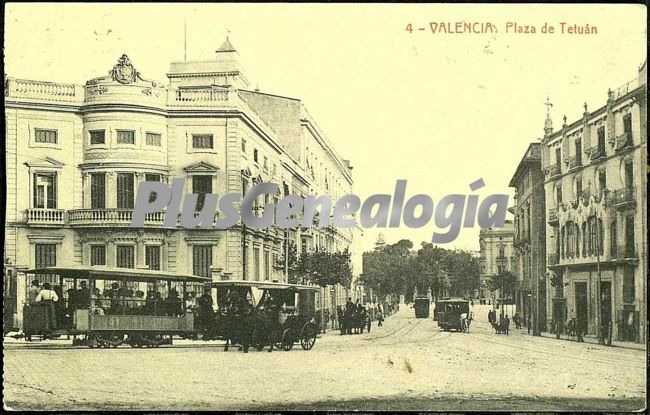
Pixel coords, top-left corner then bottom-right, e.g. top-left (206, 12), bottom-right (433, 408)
top-left (3, 3), bottom-right (647, 412)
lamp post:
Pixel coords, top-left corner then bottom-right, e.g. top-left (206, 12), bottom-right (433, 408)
top-left (595, 216), bottom-right (604, 345)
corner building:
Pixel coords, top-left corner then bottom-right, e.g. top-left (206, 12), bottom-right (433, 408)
top-left (541, 63), bottom-right (647, 343)
top-left (4, 40), bottom-right (354, 330)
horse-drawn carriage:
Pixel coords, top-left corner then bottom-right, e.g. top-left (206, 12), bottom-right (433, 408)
top-left (208, 281), bottom-right (320, 352)
top-left (435, 298), bottom-right (471, 332)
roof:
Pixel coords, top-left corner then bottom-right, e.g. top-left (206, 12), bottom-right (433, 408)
top-left (508, 142), bottom-right (541, 187)
top-left (24, 266), bottom-right (210, 283)
top-left (216, 38), bottom-right (236, 53)
top-left (436, 297), bottom-right (470, 303)
top-left (210, 280), bottom-right (319, 291)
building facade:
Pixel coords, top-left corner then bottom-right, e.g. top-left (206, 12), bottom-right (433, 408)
top-left (509, 143), bottom-right (547, 332)
top-left (541, 62), bottom-right (647, 343)
top-left (4, 40), bottom-right (355, 330)
top-left (478, 221), bottom-right (515, 303)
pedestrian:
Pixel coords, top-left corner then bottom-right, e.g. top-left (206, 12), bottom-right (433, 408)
top-left (366, 307), bottom-right (372, 333)
top-left (377, 307), bottom-right (384, 327)
top-left (35, 282), bottom-right (59, 330)
top-left (197, 287), bottom-right (214, 333)
top-left (28, 280), bottom-right (41, 305)
top-left (504, 314), bottom-right (510, 335)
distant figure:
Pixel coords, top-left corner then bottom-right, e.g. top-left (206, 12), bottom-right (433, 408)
top-left (503, 314), bottom-right (510, 335)
top-left (197, 287), bottom-right (214, 331)
top-left (376, 307), bottom-right (384, 327)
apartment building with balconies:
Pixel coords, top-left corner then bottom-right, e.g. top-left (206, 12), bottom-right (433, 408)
top-left (509, 143), bottom-right (547, 333)
top-left (541, 61), bottom-right (647, 343)
top-left (4, 39), bottom-right (355, 330)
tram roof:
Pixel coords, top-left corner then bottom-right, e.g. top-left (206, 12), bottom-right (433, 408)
top-left (210, 280), bottom-right (319, 291)
top-left (436, 297), bottom-right (470, 303)
top-left (24, 266), bottom-right (211, 283)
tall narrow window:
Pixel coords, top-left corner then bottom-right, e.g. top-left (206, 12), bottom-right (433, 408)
top-left (610, 220), bottom-right (617, 257)
top-left (116, 245), bottom-right (135, 268)
top-left (576, 178), bottom-right (582, 200)
top-left (145, 174), bottom-right (162, 203)
top-left (264, 251), bottom-right (270, 281)
top-left (253, 149), bottom-right (259, 163)
top-left (35, 244), bottom-right (56, 268)
top-left (575, 138), bottom-right (582, 165)
top-left (90, 245), bottom-right (106, 266)
top-left (253, 247), bottom-right (260, 280)
top-left (117, 130), bottom-right (135, 145)
top-left (192, 175), bottom-right (212, 211)
top-left (35, 129), bottom-right (58, 144)
top-left (623, 113), bottom-right (633, 142)
top-left (622, 267), bottom-right (635, 303)
top-left (33, 173), bottom-right (57, 209)
top-left (116, 173), bottom-right (135, 209)
top-left (90, 173), bottom-right (106, 209)
top-left (597, 127), bottom-right (606, 152)
top-left (598, 170), bottom-right (607, 195)
top-left (193, 245), bottom-right (212, 278)
top-left (555, 147), bottom-right (562, 166)
top-left (145, 246), bottom-right (161, 271)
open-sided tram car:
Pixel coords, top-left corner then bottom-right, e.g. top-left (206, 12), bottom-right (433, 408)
top-left (22, 266), bottom-right (210, 348)
top-left (211, 280), bottom-right (320, 351)
top-left (435, 297), bottom-right (470, 332)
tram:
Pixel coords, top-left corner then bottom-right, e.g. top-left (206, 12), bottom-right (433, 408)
top-left (22, 266), bottom-right (210, 348)
top-left (435, 297), bottom-right (471, 332)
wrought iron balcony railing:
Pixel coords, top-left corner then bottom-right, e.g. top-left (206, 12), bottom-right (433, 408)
top-left (589, 145), bottom-right (606, 160)
top-left (547, 163), bottom-right (561, 177)
top-left (615, 132), bottom-right (633, 151)
top-left (611, 187), bottom-right (636, 208)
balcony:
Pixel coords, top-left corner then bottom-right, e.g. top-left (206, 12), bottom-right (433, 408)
top-left (589, 145), bottom-right (606, 161)
top-left (547, 207), bottom-right (559, 226)
top-left (547, 163), bottom-right (561, 177)
top-left (567, 156), bottom-right (582, 170)
top-left (25, 208), bottom-right (66, 226)
top-left (496, 256), bottom-right (508, 265)
top-left (547, 253), bottom-right (559, 266)
top-left (611, 187), bottom-right (636, 209)
top-left (615, 132), bottom-right (633, 152)
top-left (171, 87), bottom-right (230, 104)
top-left (615, 244), bottom-right (638, 261)
top-left (5, 77), bottom-right (83, 104)
top-left (68, 209), bottom-right (166, 227)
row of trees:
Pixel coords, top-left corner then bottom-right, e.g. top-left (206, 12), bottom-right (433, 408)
top-left (360, 239), bottom-right (481, 302)
top-left (275, 243), bottom-right (353, 289)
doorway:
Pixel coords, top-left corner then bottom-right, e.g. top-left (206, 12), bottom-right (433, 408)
top-left (574, 282), bottom-right (588, 335)
top-left (600, 281), bottom-right (612, 336)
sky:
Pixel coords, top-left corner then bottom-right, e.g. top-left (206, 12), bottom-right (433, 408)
top-left (4, 3), bottom-right (647, 254)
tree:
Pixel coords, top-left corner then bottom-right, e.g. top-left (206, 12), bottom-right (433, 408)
top-left (488, 271), bottom-right (516, 301)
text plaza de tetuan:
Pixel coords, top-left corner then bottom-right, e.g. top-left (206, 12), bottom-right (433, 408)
top-left (479, 61), bottom-right (647, 344)
top-left (4, 39), bottom-right (360, 331)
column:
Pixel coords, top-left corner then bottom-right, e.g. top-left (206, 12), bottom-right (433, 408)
top-left (136, 232), bottom-right (147, 269)
top-left (82, 173), bottom-right (90, 209)
top-left (106, 237), bottom-right (116, 267)
top-left (106, 172), bottom-right (117, 209)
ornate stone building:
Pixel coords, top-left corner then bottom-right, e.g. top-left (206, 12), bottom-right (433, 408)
top-left (509, 143), bottom-right (547, 333)
top-left (541, 62), bottom-right (647, 343)
top-left (4, 39), bottom-right (355, 330)
top-left (478, 221), bottom-right (515, 303)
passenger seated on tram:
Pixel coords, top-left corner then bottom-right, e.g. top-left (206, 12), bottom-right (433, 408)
top-left (166, 289), bottom-right (183, 317)
top-left (76, 281), bottom-right (91, 309)
top-left (91, 288), bottom-right (105, 316)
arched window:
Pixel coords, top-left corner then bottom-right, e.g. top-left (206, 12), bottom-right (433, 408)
top-left (598, 218), bottom-right (604, 256)
top-left (575, 223), bottom-right (580, 258)
top-left (560, 226), bottom-right (566, 259)
top-left (581, 222), bottom-right (587, 257)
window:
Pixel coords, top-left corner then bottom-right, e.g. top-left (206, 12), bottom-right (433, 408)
top-left (145, 246), bottom-right (161, 271)
top-left (623, 113), bottom-right (633, 139)
top-left (35, 129), bottom-right (57, 144)
top-left (90, 130), bottom-right (105, 145)
top-left (597, 127), bottom-right (606, 151)
top-left (610, 221), bottom-right (617, 257)
top-left (264, 251), bottom-right (270, 281)
top-left (575, 138), bottom-right (582, 165)
top-left (272, 163), bottom-right (277, 175)
top-left (90, 245), bottom-right (106, 266)
top-left (116, 245), bottom-right (135, 268)
top-left (33, 173), bottom-right (57, 209)
top-left (598, 170), bottom-right (607, 194)
top-left (241, 139), bottom-right (246, 153)
top-left (556, 187), bottom-right (562, 205)
top-left (253, 248), bottom-right (260, 280)
top-left (90, 173), bottom-right (106, 209)
top-left (263, 156), bottom-right (269, 171)
top-left (555, 148), bottom-right (562, 166)
top-left (192, 175), bottom-right (212, 211)
top-left (145, 132), bottom-right (161, 146)
top-left (253, 149), bottom-right (259, 163)
top-left (192, 245), bottom-right (212, 278)
top-left (35, 244), bottom-right (56, 268)
top-left (117, 130), bottom-right (135, 145)
top-left (498, 246), bottom-right (505, 258)
top-left (117, 173), bottom-right (135, 209)
top-left (576, 178), bottom-right (582, 200)
top-left (145, 174), bottom-right (162, 203)
top-left (192, 134), bottom-right (213, 149)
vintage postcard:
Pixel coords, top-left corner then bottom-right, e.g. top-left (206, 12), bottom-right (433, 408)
top-left (3, 3), bottom-right (647, 412)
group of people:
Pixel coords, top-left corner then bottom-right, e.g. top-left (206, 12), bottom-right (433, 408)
top-left (488, 309), bottom-right (510, 335)
top-left (27, 279), bottom-right (195, 331)
top-left (334, 298), bottom-right (387, 335)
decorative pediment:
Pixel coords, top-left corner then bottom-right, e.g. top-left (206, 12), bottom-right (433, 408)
top-left (184, 161), bottom-right (220, 174)
top-left (24, 157), bottom-right (65, 170)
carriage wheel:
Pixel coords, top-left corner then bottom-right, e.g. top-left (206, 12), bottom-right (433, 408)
top-left (281, 329), bottom-right (294, 351)
top-left (128, 333), bottom-right (144, 348)
top-left (300, 324), bottom-right (317, 351)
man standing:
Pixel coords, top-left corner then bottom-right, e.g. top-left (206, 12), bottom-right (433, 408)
top-left (28, 280), bottom-right (41, 305)
top-left (197, 287), bottom-right (214, 333)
